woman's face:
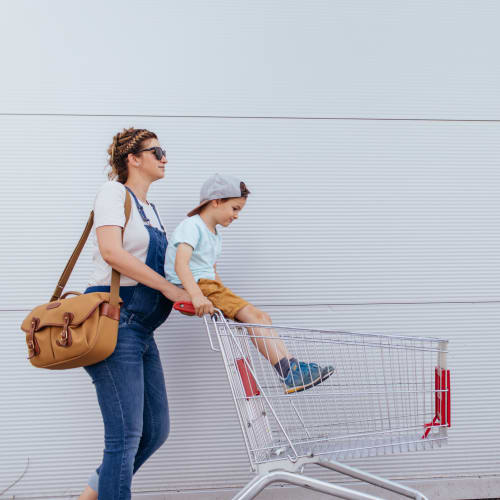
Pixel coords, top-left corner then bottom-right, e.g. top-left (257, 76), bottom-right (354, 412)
top-left (133, 138), bottom-right (167, 181)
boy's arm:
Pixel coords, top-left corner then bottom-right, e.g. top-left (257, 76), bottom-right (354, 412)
top-left (175, 243), bottom-right (214, 317)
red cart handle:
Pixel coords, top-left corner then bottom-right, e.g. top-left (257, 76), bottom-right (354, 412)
top-left (173, 301), bottom-right (196, 316)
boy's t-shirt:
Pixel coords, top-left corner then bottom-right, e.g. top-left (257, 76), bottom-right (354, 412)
top-left (165, 215), bottom-right (222, 285)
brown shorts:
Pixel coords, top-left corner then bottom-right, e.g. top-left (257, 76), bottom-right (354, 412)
top-left (197, 279), bottom-right (250, 319)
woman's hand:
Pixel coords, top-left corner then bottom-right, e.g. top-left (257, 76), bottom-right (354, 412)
top-left (173, 288), bottom-right (191, 303)
top-left (192, 294), bottom-right (215, 317)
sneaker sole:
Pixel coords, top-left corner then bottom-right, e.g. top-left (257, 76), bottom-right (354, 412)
top-left (285, 367), bottom-right (335, 394)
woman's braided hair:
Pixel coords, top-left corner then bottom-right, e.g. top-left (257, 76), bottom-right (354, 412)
top-left (107, 128), bottom-right (158, 184)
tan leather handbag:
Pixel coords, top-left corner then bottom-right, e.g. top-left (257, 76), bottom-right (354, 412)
top-left (20, 191), bottom-right (131, 369)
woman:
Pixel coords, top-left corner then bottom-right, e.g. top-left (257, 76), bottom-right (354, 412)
top-left (78, 128), bottom-right (190, 500)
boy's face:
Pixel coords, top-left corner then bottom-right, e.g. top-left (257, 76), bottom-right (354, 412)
top-left (212, 197), bottom-right (246, 227)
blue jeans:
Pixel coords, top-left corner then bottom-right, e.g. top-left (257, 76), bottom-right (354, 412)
top-left (84, 314), bottom-right (169, 499)
top-left (85, 185), bottom-right (172, 498)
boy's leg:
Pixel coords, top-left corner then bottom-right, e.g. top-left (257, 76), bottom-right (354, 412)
top-left (235, 304), bottom-right (335, 393)
top-left (196, 281), bottom-right (334, 389)
top-left (235, 304), bottom-right (291, 366)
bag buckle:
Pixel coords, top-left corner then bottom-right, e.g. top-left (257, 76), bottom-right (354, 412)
top-left (56, 312), bottom-right (74, 347)
top-left (27, 317), bottom-right (40, 359)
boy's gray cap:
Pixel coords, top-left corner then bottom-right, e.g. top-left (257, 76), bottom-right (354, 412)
top-left (187, 173), bottom-right (242, 217)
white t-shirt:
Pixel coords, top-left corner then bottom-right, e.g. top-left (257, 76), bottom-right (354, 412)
top-left (87, 181), bottom-right (165, 287)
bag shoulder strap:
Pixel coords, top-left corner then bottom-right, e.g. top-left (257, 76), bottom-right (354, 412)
top-left (50, 190), bottom-right (132, 305)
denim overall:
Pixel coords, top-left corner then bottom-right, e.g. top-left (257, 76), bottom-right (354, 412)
top-left (84, 186), bottom-right (172, 500)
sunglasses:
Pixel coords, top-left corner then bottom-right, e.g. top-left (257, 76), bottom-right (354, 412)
top-left (138, 146), bottom-right (167, 160)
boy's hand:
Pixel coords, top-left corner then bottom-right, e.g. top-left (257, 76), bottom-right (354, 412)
top-left (192, 294), bottom-right (215, 317)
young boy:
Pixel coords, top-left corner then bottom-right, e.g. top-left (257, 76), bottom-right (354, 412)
top-left (165, 173), bottom-right (334, 393)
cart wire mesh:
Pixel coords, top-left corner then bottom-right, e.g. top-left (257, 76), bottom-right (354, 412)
top-left (205, 315), bottom-right (450, 468)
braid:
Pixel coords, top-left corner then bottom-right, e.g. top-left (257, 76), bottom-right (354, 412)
top-left (107, 127), bottom-right (158, 183)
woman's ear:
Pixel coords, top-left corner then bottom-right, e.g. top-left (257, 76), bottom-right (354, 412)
top-left (127, 152), bottom-right (140, 167)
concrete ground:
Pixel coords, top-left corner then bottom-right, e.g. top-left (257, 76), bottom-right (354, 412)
top-left (126, 476), bottom-right (500, 500)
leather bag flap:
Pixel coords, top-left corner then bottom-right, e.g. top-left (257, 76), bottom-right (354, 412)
top-left (21, 292), bottom-right (122, 332)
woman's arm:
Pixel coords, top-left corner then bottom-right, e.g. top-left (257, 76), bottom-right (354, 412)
top-left (175, 243), bottom-right (214, 317)
top-left (97, 225), bottom-right (190, 303)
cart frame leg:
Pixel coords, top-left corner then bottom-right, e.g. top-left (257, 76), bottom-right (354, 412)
top-left (318, 458), bottom-right (429, 500)
top-left (232, 469), bottom-right (391, 500)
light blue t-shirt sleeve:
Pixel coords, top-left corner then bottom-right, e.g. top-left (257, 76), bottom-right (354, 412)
top-left (165, 216), bottom-right (221, 285)
top-left (170, 217), bottom-right (201, 250)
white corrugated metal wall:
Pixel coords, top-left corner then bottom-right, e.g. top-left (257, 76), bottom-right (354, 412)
top-left (1, 1), bottom-right (499, 498)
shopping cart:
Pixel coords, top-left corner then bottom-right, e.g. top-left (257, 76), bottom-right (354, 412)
top-left (174, 302), bottom-right (450, 500)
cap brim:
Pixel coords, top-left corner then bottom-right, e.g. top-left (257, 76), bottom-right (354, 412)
top-left (187, 200), bottom-right (210, 217)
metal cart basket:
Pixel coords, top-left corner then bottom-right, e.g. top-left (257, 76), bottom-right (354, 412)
top-left (174, 302), bottom-right (450, 500)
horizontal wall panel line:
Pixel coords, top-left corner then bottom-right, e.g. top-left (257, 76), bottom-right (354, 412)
top-left (5, 299), bottom-right (500, 314)
top-left (1, 112), bottom-right (500, 123)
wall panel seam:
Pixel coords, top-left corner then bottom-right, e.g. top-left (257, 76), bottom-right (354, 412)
top-left (1, 113), bottom-right (500, 123)
top-left (4, 299), bottom-right (500, 314)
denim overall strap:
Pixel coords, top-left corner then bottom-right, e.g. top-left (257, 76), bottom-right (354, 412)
top-left (125, 185), bottom-right (153, 227)
top-left (122, 187), bottom-right (172, 332)
top-left (149, 203), bottom-right (165, 232)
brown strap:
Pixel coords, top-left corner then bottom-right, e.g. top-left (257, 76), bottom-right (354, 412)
top-left (50, 190), bottom-right (132, 303)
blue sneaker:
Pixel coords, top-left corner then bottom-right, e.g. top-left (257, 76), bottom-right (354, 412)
top-left (283, 360), bottom-right (335, 394)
